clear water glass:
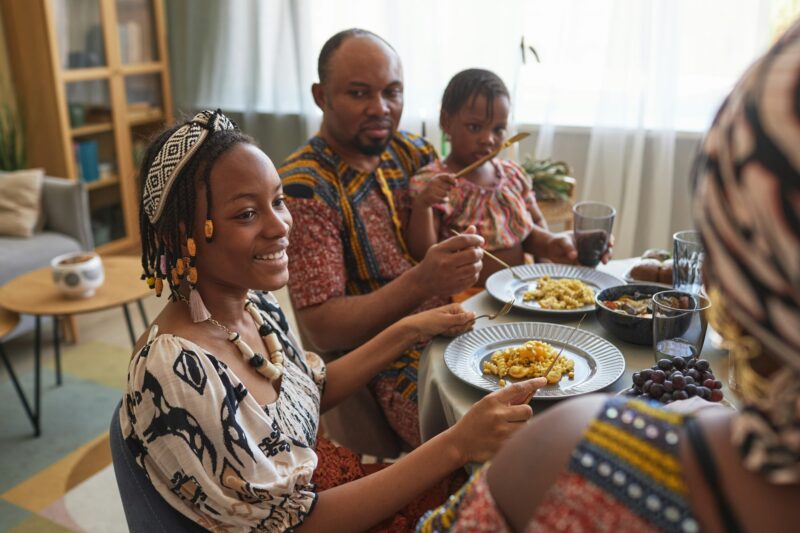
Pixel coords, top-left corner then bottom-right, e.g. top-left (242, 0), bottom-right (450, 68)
top-left (673, 230), bottom-right (705, 294)
top-left (653, 290), bottom-right (711, 365)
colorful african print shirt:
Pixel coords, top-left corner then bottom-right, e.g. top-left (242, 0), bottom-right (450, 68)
top-left (417, 397), bottom-right (702, 533)
top-left (409, 158), bottom-right (539, 252)
top-left (279, 132), bottom-right (438, 309)
top-left (120, 292), bottom-right (327, 532)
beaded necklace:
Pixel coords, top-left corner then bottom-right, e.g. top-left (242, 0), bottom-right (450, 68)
top-left (181, 296), bottom-right (284, 380)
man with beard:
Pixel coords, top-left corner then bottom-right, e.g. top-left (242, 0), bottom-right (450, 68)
top-left (279, 29), bottom-right (486, 449)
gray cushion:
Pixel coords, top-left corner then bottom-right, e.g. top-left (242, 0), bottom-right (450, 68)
top-left (41, 177), bottom-right (93, 250)
top-left (0, 232), bottom-right (82, 286)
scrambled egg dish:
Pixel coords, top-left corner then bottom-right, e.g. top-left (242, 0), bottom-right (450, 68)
top-left (523, 275), bottom-right (594, 310)
top-left (483, 340), bottom-right (575, 386)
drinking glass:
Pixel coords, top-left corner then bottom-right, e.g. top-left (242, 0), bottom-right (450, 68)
top-left (673, 230), bottom-right (705, 294)
top-left (653, 290), bottom-right (711, 365)
top-left (573, 202), bottom-right (615, 267)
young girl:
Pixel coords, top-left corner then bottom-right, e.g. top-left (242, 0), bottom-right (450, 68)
top-left (406, 69), bottom-right (548, 286)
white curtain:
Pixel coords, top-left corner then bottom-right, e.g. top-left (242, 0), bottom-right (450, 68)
top-left (167, 0), bottom-right (782, 254)
top-left (167, 0), bottom-right (311, 159)
top-left (516, 0), bottom-right (771, 256)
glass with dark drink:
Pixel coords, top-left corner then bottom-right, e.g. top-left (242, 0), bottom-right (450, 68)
top-left (573, 202), bottom-right (615, 267)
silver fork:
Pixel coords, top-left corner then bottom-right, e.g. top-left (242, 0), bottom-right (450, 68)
top-left (474, 298), bottom-right (515, 321)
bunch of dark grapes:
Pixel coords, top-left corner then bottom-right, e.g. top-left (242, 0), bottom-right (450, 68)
top-left (623, 358), bottom-right (724, 404)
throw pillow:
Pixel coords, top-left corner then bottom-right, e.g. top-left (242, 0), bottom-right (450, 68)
top-left (0, 168), bottom-right (44, 238)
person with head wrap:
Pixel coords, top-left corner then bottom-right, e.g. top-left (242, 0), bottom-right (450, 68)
top-left (417, 19), bottom-right (800, 533)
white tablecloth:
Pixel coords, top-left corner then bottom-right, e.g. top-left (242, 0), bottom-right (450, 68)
top-left (417, 258), bottom-right (730, 442)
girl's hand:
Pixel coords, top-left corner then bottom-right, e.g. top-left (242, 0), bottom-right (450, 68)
top-left (540, 231), bottom-right (615, 265)
top-left (403, 303), bottom-right (476, 343)
top-left (537, 232), bottom-right (578, 264)
top-left (448, 378), bottom-right (546, 464)
top-left (415, 173), bottom-right (457, 208)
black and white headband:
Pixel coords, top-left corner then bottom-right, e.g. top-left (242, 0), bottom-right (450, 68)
top-left (142, 110), bottom-right (237, 224)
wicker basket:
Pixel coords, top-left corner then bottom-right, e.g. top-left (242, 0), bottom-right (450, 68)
top-left (536, 176), bottom-right (576, 230)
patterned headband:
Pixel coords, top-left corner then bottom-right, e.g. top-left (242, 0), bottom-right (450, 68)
top-left (142, 110), bottom-right (237, 224)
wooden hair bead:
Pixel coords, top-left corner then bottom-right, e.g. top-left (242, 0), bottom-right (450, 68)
top-left (204, 219), bottom-right (214, 240)
top-left (171, 268), bottom-right (180, 285)
top-left (155, 277), bottom-right (163, 297)
top-left (176, 258), bottom-right (185, 275)
top-left (187, 266), bottom-right (198, 284)
top-left (187, 238), bottom-right (197, 257)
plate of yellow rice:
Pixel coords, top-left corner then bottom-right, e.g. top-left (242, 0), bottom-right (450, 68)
top-left (444, 321), bottom-right (625, 398)
top-left (485, 263), bottom-right (625, 315)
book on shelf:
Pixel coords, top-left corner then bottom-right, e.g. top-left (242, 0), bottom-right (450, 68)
top-left (76, 140), bottom-right (99, 182)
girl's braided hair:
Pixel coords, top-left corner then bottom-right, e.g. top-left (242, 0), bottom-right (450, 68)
top-left (440, 68), bottom-right (510, 122)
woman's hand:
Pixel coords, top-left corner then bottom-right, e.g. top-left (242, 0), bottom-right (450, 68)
top-left (415, 173), bottom-right (456, 208)
top-left (447, 378), bottom-right (547, 464)
top-left (403, 303), bottom-right (476, 344)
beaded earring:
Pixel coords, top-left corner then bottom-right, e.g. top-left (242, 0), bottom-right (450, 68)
top-left (185, 237), bottom-right (211, 323)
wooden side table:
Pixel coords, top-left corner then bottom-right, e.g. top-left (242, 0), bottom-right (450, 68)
top-left (0, 256), bottom-right (152, 436)
top-left (538, 198), bottom-right (575, 231)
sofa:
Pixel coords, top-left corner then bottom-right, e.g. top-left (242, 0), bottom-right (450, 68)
top-left (0, 176), bottom-right (94, 339)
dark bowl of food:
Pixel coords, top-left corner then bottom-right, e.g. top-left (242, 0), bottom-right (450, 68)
top-left (595, 284), bottom-right (662, 345)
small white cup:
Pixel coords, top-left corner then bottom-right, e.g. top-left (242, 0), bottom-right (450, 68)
top-left (51, 251), bottom-right (105, 298)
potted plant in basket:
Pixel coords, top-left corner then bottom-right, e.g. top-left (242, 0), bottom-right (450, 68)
top-left (521, 157), bottom-right (575, 201)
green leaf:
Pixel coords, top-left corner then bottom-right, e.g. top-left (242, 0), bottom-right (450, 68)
top-left (0, 99), bottom-right (26, 170)
top-left (522, 155), bottom-right (575, 201)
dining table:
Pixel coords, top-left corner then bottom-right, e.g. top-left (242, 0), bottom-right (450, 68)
top-left (417, 257), bottom-right (730, 442)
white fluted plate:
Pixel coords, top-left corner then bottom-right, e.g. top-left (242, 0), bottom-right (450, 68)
top-left (444, 321), bottom-right (625, 398)
top-left (486, 264), bottom-right (625, 315)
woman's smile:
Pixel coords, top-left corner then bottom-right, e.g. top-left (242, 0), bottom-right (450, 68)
top-left (254, 248), bottom-right (288, 268)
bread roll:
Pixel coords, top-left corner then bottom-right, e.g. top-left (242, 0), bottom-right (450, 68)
top-left (658, 259), bottom-right (673, 285)
top-left (629, 259), bottom-right (661, 282)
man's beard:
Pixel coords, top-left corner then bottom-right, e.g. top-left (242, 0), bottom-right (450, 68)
top-left (356, 136), bottom-right (391, 156)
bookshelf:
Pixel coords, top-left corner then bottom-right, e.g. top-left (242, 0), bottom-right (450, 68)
top-left (2, 0), bottom-right (173, 253)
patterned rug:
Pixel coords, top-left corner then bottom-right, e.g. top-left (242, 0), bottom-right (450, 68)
top-left (0, 341), bottom-right (129, 532)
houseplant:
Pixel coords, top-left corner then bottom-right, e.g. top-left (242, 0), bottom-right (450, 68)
top-left (0, 100), bottom-right (25, 170)
top-left (521, 156), bottom-right (575, 201)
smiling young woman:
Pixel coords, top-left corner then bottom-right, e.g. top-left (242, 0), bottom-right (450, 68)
top-left (118, 109), bottom-right (544, 531)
